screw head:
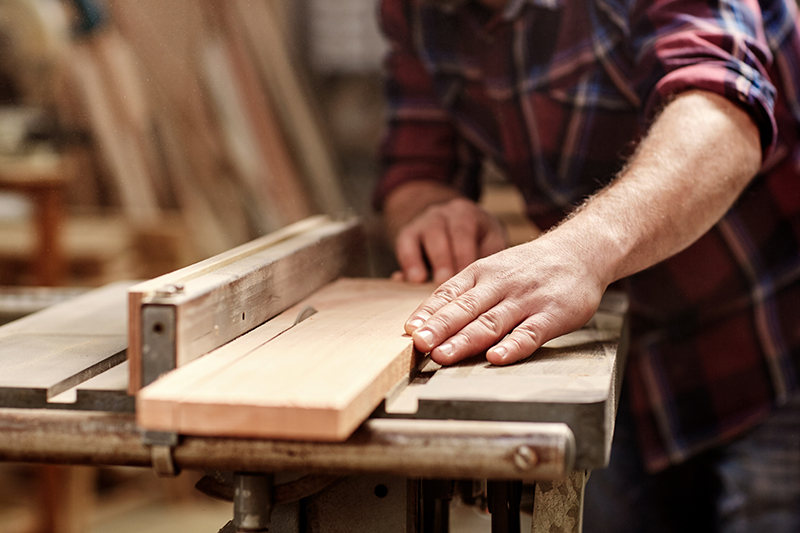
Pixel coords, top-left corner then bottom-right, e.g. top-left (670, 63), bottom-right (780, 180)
top-left (155, 283), bottom-right (185, 298)
top-left (512, 445), bottom-right (538, 471)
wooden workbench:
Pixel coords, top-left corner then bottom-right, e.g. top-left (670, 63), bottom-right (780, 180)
top-left (0, 279), bottom-right (627, 533)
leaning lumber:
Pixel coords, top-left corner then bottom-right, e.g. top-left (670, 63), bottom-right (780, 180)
top-left (232, 0), bottom-right (347, 216)
top-left (137, 278), bottom-right (433, 441)
top-left (127, 216), bottom-right (363, 393)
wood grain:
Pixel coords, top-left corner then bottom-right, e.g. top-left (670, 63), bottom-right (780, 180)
top-left (137, 278), bottom-right (433, 441)
top-left (128, 216), bottom-right (362, 392)
top-left (380, 292), bottom-right (628, 469)
top-left (0, 282), bottom-right (131, 401)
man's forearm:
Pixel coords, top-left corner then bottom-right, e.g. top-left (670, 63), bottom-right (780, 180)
top-left (553, 89), bottom-right (763, 287)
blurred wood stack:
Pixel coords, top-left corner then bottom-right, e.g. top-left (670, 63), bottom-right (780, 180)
top-left (0, 0), bottom-right (347, 285)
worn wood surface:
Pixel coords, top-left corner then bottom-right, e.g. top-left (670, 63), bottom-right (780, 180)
top-left (0, 282), bottom-right (131, 404)
top-left (382, 291), bottom-right (628, 469)
top-left (532, 470), bottom-right (587, 533)
top-left (128, 216), bottom-right (362, 392)
top-left (137, 278), bottom-right (433, 441)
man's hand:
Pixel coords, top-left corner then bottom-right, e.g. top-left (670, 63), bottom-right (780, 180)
top-left (404, 230), bottom-right (607, 365)
top-left (399, 90), bottom-right (762, 366)
top-left (384, 181), bottom-right (506, 284)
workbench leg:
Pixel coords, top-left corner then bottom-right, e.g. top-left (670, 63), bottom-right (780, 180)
top-left (531, 471), bottom-right (588, 533)
top-left (420, 479), bottom-right (452, 533)
top-left (488, 480), bottom-right (522, 533)
top-left (232, 472), bottom-right (274, 532)
top-left (36, 465), bottom-right (96, 533)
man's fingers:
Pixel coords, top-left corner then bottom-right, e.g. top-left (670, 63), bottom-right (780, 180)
top-left (450, 230), bottom-right (478, 272)
top-left (404, 273), bottom-right (475, 335)
top-left (429, 302), bottom-right (523, 365)
top-left (411, 283), bottom-right (501, 353)
top-left (393, 198), bottom-right (504, 287)
top-left (486, 317), bottom-right (549, 365)
top-left (446, 211), bottom-right (479, 272)
top-left (420, 223), bottom-right (456, 284)
top-left (395, 228), bottom-right (429, 283)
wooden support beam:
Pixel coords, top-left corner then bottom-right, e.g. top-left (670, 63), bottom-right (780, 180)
top-left (137, 278), bottom-right (433, 441)
top-left (128, 216), bottom-right (363, 393)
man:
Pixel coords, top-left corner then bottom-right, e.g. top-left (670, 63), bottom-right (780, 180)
top-left (375, 0), bottom-right (800, 530)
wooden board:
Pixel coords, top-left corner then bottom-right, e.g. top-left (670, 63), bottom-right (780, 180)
top-left (137, 278), bottom-right (434, 441)
top-left (215, 3), bottom-right (314, 226)
top-left (0, 282), bottom-right (132, 407)
top-left (233, 0), bottom-right (347, 215)
top-left (68, 40), bottom-right (160, 222)
top-left (127, 216), bottom-right (363, 392)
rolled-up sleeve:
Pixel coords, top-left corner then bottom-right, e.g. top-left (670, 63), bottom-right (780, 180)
top-left (374, 0), bottom-right (463, 210)
top-left (628, 0), bottom-right (778, 157)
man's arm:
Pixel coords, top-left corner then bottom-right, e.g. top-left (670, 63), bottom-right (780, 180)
top-left (403, 89), bottom-right (762, 365)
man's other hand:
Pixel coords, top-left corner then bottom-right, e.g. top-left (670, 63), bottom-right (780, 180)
top-left (384, 182), bottom-right (506, 284)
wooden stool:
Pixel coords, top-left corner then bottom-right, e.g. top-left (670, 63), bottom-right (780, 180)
top-left (0, 149), bottom-right (68, 286)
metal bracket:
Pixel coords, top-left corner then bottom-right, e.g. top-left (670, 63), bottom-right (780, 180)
top-left (142, 430), bottom-right (180, 477)
top-left (151, 445), bottom-right (179, 477)
top-left (141, 304), bottom-right (177, 388)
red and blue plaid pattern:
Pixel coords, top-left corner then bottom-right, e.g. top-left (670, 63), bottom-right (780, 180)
top-left (376, 0), bottom-right (800, 470)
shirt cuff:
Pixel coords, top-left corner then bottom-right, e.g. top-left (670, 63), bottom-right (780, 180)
top-left (645, 63), bottom-right (778, 161)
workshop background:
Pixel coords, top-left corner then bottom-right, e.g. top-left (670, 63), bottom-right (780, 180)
top-left (0, 0), bottom-right (537, 531)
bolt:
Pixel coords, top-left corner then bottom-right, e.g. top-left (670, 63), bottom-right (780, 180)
top-left (512, 445), bottom-right (538, 471)
top-left (155, 283), bottom-right (185, 298)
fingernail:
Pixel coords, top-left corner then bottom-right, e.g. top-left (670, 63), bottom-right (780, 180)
top-left (490, 345), bottom-right (507, 360)
top-left (415, 328), bottom-right (434, 347)
top-left (437, 342), bottom-right (453, 356)
top-left (408, 267), bottom-right (426, 282)
top-left (406, 318), bottom-right (424, 331)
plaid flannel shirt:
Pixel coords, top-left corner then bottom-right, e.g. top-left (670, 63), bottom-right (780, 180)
top-left (376, 0), bottom-right (800, 470)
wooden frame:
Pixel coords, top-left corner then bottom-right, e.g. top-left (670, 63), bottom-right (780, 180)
top-left (128, 216), bottom-right (362, 392)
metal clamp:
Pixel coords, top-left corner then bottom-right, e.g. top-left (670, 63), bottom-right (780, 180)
top-left (142, 430), bottom-right (181, 477)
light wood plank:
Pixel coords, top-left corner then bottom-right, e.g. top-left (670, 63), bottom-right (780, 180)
top-left (137, 278), bottom-right (433, 441)
top-left (67, 38), bottom-right (160, 222)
